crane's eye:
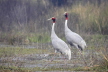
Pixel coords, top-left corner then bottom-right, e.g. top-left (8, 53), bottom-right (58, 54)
top-left (65, 13), bottom-right (68, 18)
top-left (52, 17), bottom-right (56, 22)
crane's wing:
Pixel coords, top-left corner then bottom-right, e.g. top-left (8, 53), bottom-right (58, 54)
top-left (51, 37), bottom-right (70, 53)
top-left (73, 32), bottom-right (83, 40)
top-left (65, 30), bottom-right (86, 49)
top-left (73, 32), bottom-right (87, 47)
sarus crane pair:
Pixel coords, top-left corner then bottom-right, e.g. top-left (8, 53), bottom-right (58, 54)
top-left (48, 12), bottom-right (87, 60)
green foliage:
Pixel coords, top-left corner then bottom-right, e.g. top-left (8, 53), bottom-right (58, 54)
top-left (28, 33), bottom-right (50, 43)
top-left (0, 32), bottom-right (51, 45)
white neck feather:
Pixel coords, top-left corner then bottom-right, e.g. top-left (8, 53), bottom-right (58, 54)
top-left (65, 20), bottom-right (68, 29)
top-left (65, 20), bottom-right (72, 32)
top-left (51, 23), bottom-right (58, 38)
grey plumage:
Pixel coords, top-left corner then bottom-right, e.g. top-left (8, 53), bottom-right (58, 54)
top-left (48, 17), bottom-right (71, 60)
top-left (64, 12), bottom-right (87, 51)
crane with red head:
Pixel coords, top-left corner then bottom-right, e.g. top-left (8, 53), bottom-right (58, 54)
top-left (64, 12), bottom-right (87, 51)
top-left (48, 17), bottom-right (71, 60)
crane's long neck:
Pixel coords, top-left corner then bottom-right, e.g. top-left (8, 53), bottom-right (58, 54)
top-left (51, 23), bottom-right (58, 38)
top-left (65, 19), bottom-right (71, 32)
top-left (65, 20), bottom-right (68, 29)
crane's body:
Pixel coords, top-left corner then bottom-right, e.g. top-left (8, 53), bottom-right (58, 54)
top-left (48, 17), bottom-right (71, 60)
top-left (64, 12), bottom-right (87, 51)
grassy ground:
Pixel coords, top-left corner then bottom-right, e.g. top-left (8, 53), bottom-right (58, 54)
top-left (0, 35), bottom-right (108, 72)
top-left (0, 47), bottom-right (50, 57)
top-left (0, 63), bottom-right (107, 72)
top-left (0, 47), bottom-right (107, 72)
top-left (0, 66), bottom-right (32, 72)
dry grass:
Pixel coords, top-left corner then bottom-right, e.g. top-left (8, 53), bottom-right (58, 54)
top-left (70, 2), bottom-right (108, 34)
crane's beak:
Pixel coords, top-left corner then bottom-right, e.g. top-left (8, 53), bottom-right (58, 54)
top-left (64, 12), bottom-right (66, 15)
top-left (47, 18), bottom-right (52, 21)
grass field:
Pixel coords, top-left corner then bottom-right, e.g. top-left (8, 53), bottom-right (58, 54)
top-left (0, 35), bottom-right (108, 72)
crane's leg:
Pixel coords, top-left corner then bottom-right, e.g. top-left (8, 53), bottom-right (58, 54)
top-left (49, 49), bottom-right (58, 56)
top-left (73, 43), bottom-right (80, 58)
top-left (63, 59), bottom-right (68, 66)
top-left (73, 43), bottom-right (87, 66)
top-left (73, 43), bottom-right (78, 49)
top-left (73, 44), bottom-right (83, 59)
top-left (55, 50), bottom-right (57, 53)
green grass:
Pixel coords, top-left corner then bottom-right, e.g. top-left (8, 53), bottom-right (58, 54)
top-left (0, 66), bottom-right (32, 72)
top-left (0, 32), bottom-right (51, 45)
top-left (0, 46), bottom-right (107, 71)
top-left (0, 65), bottom-right (107, 72)
top-left (0, 66), bottom-right (82, 72)
top-left (32, 66), bottom-right (98, 71)
top-left (28, 34), bottom-right (50, 43)
top-left (91, 66), bottom-right (108, 72)
top-left (0, 47), bottom-right (50, 57)
top-left (0, 34), bottom-right (107, 71)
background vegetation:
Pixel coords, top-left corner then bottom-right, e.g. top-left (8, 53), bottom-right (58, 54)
top-left (0, 0), bottom-right (108, 71)
top-left (0, 0), bottom-right (108, 44)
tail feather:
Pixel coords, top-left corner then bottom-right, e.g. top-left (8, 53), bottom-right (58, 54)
top-left (66, 49), bottom-right (71, 60)
top-left (81, 40), bottom-right (87, 49)
top-left (78, 45), bottom-right (83, 51)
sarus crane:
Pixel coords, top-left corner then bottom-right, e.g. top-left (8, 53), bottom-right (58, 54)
top-left (64, 12), bottom-right (87, 51)
top-left (48, 17), bottom-right (71, 60)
